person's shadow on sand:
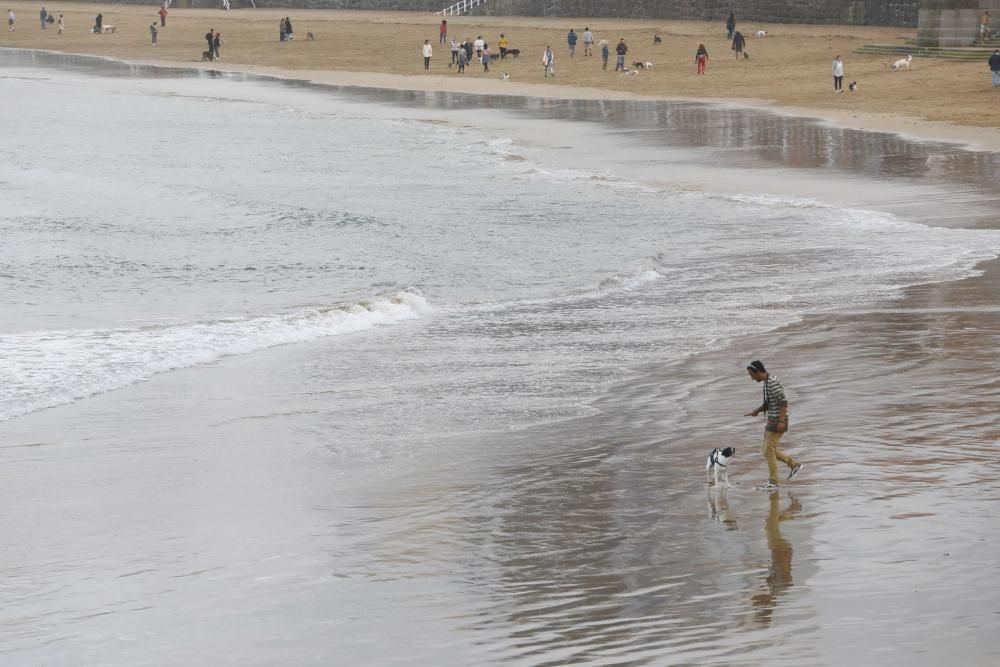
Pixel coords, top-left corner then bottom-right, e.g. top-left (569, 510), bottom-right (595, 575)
top-left (751, 492), bottom-right (802, 626)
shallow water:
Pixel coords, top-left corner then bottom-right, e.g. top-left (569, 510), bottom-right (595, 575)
top-left (1, 52), bottom-right (999, 666)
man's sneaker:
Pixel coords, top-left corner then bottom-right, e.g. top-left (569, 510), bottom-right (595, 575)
top-left (756, 481), bottom-right (778, 492)
top-left (788, 463), bottom-right (804, 481)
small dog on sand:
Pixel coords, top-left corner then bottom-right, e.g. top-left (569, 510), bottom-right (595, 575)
top-left (848, 80), bottom-right (857, 91)
top-left (889, 54), bottom-right (912, 71)
top-left (306, 31), bottom-right (315, 41)
top-left (507, 48), bottom-right (520, 58)
top-left (706, 447), bottom-right (736, 486)
top-left (201, 51), bottom-right (212, 61)
top-left (502, 72), bottom-right (509, 81)
top-left (755, 30), bottom-right (768, 37)
top-left (653, 34), bottom-right (662, 45)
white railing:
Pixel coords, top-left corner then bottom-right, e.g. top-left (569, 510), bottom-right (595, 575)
top-left (437, 0), bottom-right (484, 17)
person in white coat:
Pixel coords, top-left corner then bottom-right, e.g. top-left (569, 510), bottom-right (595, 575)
top-left (422, 40), bottom-right (433, 70)
top-left (832, 55), bottom-right (845, 92)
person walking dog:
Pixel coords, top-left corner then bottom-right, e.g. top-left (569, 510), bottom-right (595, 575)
top-left (744, 360), bottom-right (803, 492)
top-left (833, 55), bottom-right (845, 92)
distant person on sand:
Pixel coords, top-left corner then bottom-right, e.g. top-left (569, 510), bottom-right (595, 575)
top-left (980, 10), bottom-right (991, 44)
top-left (601, 39), bottom-right (609, 70)
top-left (583, 26), bottom-right (593, 56)
top-left (832, 55), bottom-right (844, 92)
top-left (567, 28), bottom-right (577, 57)
top-left (39, 6), bottom-right (46, 30)
top-left (695, 43), bottom-right (709, 74)
top-left (284, 17), bottom-right (293, 41)
top-left (732, 30), bottom-right (746, 58)
top-left (94, 13), bottom-right (102, 34)
top-left (745, 360), bottom-right (803, 492)
top-left (158, 5), bottom-right (167, 27)
top-left (990, 49), bottom-right (1000, 87)
top-left (457, 45), bottom-right (467, 73)
top-left (474, 35), bottom-right (484, 60)
top-left (222, 0), bottom-right (230, 11)
top-left (7, 9), bottom-right (14, 32)
top-left (205, 28), bottom-right (215, 59)
top-left (149, 22), bottom-right (157, 45)
top-left (543, 45), bottom-right (554, 77)
top-left (57, 13), bottom-right (63, 33)
top-left (423, 39), bottom-right (432, 70)
top-left (439, 19), bottom-right (447, 45)
top-left (726, 12), bottom-right (736, 41)
top-left (615, 38), bottom-right (627, 71)
top-left (214, 31), bottom-right (222, 58)
top-left (450, 38), bottom-right (460, 65)
top-left (482, 44), bottom-right (491, 72)
top-left (463, 37), bottom-right (473, 63)
top-left (498, 32), bottom-right (509, 59)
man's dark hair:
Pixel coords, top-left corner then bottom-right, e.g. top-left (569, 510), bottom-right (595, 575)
top-left (747, 360), bottom-right (766, 373)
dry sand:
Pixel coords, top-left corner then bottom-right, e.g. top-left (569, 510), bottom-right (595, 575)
top-left (4, 2), bottom-right (1000, 149)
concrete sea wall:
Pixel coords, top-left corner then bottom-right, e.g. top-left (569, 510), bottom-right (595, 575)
top-left (100, 0), bottom-right (921, 28)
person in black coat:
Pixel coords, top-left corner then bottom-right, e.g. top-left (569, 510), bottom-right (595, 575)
top-left (732, 31), bottom-right (746, 59)
top-left (990, 49), bottom-right (1000, 87)
top-left (726, 13), bottom-right (736, 41)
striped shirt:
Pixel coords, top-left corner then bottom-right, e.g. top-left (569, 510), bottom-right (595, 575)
top-left (763, 375), bottom-right (789, 430)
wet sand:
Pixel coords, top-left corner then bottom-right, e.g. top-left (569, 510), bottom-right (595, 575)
top-left (2, 55), bottom-right (999, 664)
top-left (2, 1), bottom-right (1000, 148)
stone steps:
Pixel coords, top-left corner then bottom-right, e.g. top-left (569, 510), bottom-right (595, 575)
top-left (856, 44), bottom-right (995, 61)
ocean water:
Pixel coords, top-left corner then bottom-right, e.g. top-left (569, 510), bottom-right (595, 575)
top-left (2, 54), bottom-right (1000, 666)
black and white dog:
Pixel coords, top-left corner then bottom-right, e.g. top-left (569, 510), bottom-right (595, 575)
top-left (706, 446), bottom-right (736, 485)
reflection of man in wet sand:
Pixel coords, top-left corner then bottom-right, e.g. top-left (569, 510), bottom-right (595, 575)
top-left (745, 360), bottom-right (802, 491)
top-left (751, 492), bottom-right (801, 625)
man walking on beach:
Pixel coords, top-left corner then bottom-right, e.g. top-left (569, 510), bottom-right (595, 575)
top-left (57, 13), bottom-right (63, 33)
top-left (833, 55), bottom-right (845, 92)
top-left (615, 38), bottom-right (627, 71)
top-left (439, 19), bottom-right (447, 45)
top-left (205, 28), bottom-right (215, 59)
top-left (40, 6), bottom-right (46, 29)
top-left (990, 49), bottom-right (1000, 87)
top-left (423, 39), bottom-right (433, 70)
top-left (150, 22), bottom-right (157, 45)
top-left (7, 9), bottom-right (14, 32)
top-left (601, 40), bottom-right (609, 69)
top-left (567, 28), bottom-right (577, 57)
top-left (158, 5), bottom-right (167, 27)
top-left (583, 27), bottom-right (593, 56)
top-left (732, 30), bottom-right (746, 59)
top-left (498, 33), bottom-right (509, 59)
top-left (745, 360), bottom-right (803, 492)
